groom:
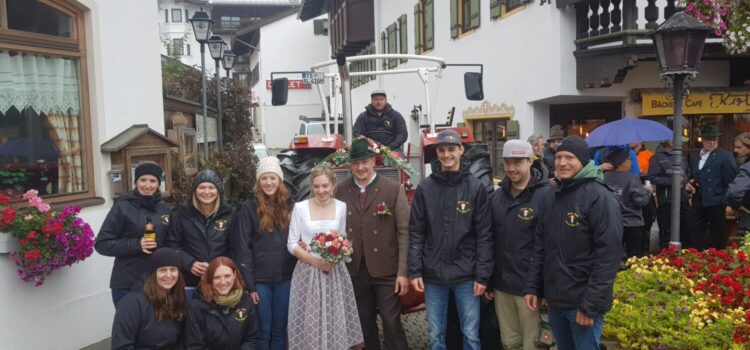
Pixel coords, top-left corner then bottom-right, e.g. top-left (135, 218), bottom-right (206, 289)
top-left (336, 137), bottom-right (410, 350)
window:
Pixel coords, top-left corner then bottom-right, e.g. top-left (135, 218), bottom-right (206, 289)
top-left (186, 43), bottom-right (191, 56)
top-left (220, 16), bottom-right (240, 30)
top-left (450, 0), bottom-right (479, 38)
top-left (165, 9), bottom-right (169, 23)
top-left (172, 38), bottom-right (184, 56)
top-left (171, 9), bottom-right (182, 23)
top-left (414, 0), bottom-right (434, 54)
top-left (0, 0), bottom-right (94, 202)
top-left (490, 0), bottom-right (530, 20)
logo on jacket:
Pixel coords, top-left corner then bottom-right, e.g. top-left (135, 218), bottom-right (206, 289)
top-left (565, 212), bottom-right (580, 227)
top-left (518, 207), bottom-right (535, 221)
top-left (456, 200), bottom-right (471, 214)
top-left (214, 219), bottom-right (229, 231)
top-left (161, 214), bottom-right (170, 226)
top-left (234, 307), bottom-right (248, 322)
top-left (383, 119), bottom-right (392, 128)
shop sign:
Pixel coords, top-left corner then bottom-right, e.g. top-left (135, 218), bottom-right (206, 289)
top-left (642, 91), bottom-right (750, 116)
top-left (264, 80), bottom-right (311, 90)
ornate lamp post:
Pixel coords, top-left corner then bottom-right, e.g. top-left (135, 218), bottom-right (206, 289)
top-left (651, 11), bottom-right (711, 251)
top-left (221, 50), bottom-right (236, 79)
top-left (208, 35), bottom-right (226, 152)
top-left (189, 10), bottom-right (212, 161)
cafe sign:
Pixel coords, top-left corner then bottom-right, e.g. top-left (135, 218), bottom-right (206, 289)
top-left (642, 91), bottom-right (750, 116)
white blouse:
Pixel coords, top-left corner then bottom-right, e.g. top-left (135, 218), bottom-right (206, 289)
top-left (287, 199), bottom-right (347, 256)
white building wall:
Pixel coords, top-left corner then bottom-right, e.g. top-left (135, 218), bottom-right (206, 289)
top-left (257, 14), bottom-right (331, 149)
top-left (0, 1), bottom-right (166, 349)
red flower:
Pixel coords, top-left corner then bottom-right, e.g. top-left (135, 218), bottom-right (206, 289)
top-left (2, 207), bottom-right (16, 225)
top-left (327, 245), bottom-right (339, 255)
top-left (745, 310), bottom-right (750, 323)
top-left (738, 251), bottom-right (747, 262)
top-left (668, 244), bottom-right (678, 252)
top-left (710, 264), bottom-right (722, 273)
top-left (0, 193), bottom-right (10, 205)
top-left (26, 231), bottom-right (36, 240)
top-left (23, 249), bottom-right (41, 261)
top-left (18, 239), bottom-right (27, 246)
top-left (377, 203), bottom-right (385, 212)
top-left (721, 295), bottom-right (735, 305)
top-left (673, 257), bottom-right (685, 267)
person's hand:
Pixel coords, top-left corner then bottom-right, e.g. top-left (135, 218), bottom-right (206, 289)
top-left (140, 238), bottom-right (157, 254)
top-left (298, 239), bottom-right (309, 251)
top-left (645, 184), bottom-right (655, 193)
top-left (394, 276), bottom-right (410, 296)
top-left (576, 311), bottom-right (594, 326)
top-left (524, 294), bottom-right (538, 312)
top-left (473, 282), bottom-right (487, 297)
top-left (250, 292), bottom-right (260, 305)
top-left (410, 277), bottom-right (424, 292)
top-left (315, 259), bottom-right (333, 273)
top-left (685, 182), bottom-right (696, 193)
top-left (599, 163), bottom-right (613, 171)
top-left (483, 291), bottom-right (494, 301)
top-left (191, 261), bottom-right (208, 276)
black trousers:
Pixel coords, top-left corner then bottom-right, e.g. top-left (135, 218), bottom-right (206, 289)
top-left (623, 226), bottom-right (644, 258)
top-left (687, 204), bottom-right (728, 250)
top-left (656, 200), bottom-right (692, 250)
top-left (351, 262), bottom-right (407, 350)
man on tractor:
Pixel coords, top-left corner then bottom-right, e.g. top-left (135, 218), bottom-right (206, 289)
top-left (353, 89), bottom-right (408, 153)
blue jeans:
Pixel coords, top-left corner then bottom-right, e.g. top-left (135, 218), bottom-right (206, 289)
top-left (424, 281), bottom-right (481, 350)
top-left (547, 307), bottom-right (604, 350)
top-left (256, 280), bottom-right (291, 350)
top-left (111, 289), bottom-right (130, 306)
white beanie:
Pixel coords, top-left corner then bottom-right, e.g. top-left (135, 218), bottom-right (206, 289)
top-left (257, 156), bottom-right (283, 181)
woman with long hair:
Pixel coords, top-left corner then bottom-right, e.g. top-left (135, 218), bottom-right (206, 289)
top-left (186, 256), bottom-right (259, 349)
top-left (728, 132), bottom-right (750, 236)
top-left (166, 170), bottom-right (237, 297)
top-left (286, 166), bottom-right (364, 349)
top-left (232, 156), bottom-right (296, 350)
top-left (95, 162), bottom-right (172, 305)
top-left (111, 248), bottom-right (186, 349)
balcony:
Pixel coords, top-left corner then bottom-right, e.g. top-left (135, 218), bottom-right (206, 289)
top-left (212, 18), bottom-right (259, 34)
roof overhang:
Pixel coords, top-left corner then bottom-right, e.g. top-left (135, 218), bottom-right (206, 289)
top-left (298, 0), bottom-right (328, 21)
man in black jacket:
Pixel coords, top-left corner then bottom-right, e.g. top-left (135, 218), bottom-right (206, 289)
top-left (524, 136), bottom-right (622, 350)
top-left (353, 89), bottom-right (408, 152)
top-left (488, 140), bottom-right (550, 350)
top-left (408, 129), bottom-right (493, 350)
top-left (648, 141), bottom-right (691, 250)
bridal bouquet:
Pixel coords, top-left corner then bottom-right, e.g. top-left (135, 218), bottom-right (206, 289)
top-left (309, 229), bottom-right (352, 264)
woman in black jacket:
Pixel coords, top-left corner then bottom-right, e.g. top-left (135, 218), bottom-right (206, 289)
top-left (186, 256), bottom-right (259, 350)
top-left (95, 162), bottom-right (172, 305)
top-left (231, 156), bottom-right (295, 350)
top-left (111, 248), bottom-right (187, 350)
top-left (166, 170), bottom-right (235, 295)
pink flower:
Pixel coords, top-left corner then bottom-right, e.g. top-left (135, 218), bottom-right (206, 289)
top-left (24, 215), bottom-right (33, 221)
top-left (23, 189), bottom-right (38, 200)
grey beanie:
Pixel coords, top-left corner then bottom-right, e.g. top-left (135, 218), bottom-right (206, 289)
top-left (192, 170), bottom-right (224, 195)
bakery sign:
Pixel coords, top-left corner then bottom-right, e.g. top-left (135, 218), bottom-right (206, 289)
top-left (642, 91), bottom-right (750, 116)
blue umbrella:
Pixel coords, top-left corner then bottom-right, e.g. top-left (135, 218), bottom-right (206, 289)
top-left (585, 118), bottom-right (673, 147)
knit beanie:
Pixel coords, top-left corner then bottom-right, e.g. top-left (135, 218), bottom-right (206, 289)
top-left (134, 162), bottom-right (163, 185)
top-left (556, 136), bottom-right (590, 164)
top-left (149, 248), bottom-right (180, 272)
top-left (256, 156), bottom-right (284, 181)
top-left (192, 169), bottom-right (224, 195)
top-left (606, 147), bottom-right (630, 168)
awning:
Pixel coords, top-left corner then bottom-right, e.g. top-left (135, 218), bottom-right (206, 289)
top-left (298, 0), bottom-right (328, 21)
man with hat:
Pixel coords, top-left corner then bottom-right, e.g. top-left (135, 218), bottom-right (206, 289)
top-left (542, 125), bottom-right (565, 177)
top-left (409, 129), bottom-right (493, 350)
top-left (688, 124), bottom-right (737, 249)
top-left (335, 137), bottom-right (410, 350)
top-left (353, 89), bottom-right (408, 152)
top-left (487, 140), bottom-right (551, 350)
top-left (524, 136), bottom-right (622, 350)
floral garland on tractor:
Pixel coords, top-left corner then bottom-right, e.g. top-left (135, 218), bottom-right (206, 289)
top-left (319, 137), bottom-right (419, 180)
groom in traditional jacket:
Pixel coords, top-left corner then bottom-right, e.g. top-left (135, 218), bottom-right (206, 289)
top-left (336, 137), bottom-right (410, 350)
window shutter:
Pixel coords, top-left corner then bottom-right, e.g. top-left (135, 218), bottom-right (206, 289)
top-left (490, 0), bottom-right (501, 19)
top-left (399, 14), bottom-right (408, 63)
top-left (425, 0), bottom-right (434, 50)
top-left (414, 3), bottom-right (422, 54)
top-left (381, 31), bottom-right (387, 70)
top-left (450, 0), bottom-right (458, 38)
top-left (388, 24), bottom-right (397, 69)
top-left (165, 9), bottom-right (169, 23)
top-left (185, 9), bottom-right (189, 21)
top-left (470, 0), bottom-right (481, 29)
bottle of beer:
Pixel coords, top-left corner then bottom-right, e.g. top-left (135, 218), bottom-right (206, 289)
top-left (143, 217), bottom-right (156, 250)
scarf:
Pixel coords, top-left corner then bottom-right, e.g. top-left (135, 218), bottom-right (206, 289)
top-left (214, 288), bottom-right (243, 308)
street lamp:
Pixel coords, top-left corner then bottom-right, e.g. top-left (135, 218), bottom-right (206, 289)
top-left (208, 35), bottom-right (226, 152)
top-left (222, 50), bottom-right (236, 79)
top-left (410, 105), bottom-right (422, 122)
top-left (651, 11), bottom-right (710, 251)
top-left (189, 10), bottom-right (212, 161)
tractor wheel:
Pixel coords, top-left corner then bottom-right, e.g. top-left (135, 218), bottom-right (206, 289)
top-left (463, 143), bottom-right (494, 193)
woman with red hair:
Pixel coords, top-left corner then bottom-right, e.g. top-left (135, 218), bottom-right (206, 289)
top-left (185, 256), bottom-right (259, 349)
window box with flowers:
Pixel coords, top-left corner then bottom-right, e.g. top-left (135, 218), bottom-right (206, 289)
top-left (681, 0), bottom-right (750, 54)
top-left (0, 190), bottom-right (95, 286)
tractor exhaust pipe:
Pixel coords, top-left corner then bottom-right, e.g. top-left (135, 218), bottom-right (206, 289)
top-left (337, 53), bottom-right (353, 144)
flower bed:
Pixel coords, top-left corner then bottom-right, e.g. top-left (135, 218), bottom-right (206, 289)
top-left (1, 190), bottom-right (95, 286)
top-left (604, 236), bottom-right (750, 349)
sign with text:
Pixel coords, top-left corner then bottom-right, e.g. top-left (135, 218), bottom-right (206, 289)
top-left (265, 79), bottom-right (311, 90)
top-left (302, 71), bottom-right (325, 84)
top-left (642, 91), bottom-right (750, 116)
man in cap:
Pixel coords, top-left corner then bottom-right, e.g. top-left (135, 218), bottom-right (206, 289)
top-left (542, 125), bottom-right (565, 176)
top-left (688, 124), bottom-right (737, 249)
top-left (524, 136), bottom-right (622, 350)
top-left (353, 89), bottom-right (408, 152)
top-left (487, 140), bottom-right (551, 350)
top-left (527, 134), bottom-right (550, 182)
top-left (409, 129), bottom-right (493, 350)
top-left (335, 137), bottom-right (410, 350)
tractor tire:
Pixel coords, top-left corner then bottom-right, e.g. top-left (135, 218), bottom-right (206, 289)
top-left (463, 142), bottom-right (495, 193)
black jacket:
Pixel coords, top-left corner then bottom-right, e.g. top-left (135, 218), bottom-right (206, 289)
top-left (525, 162), bottom-right (622, 318)
top-left (185, 290), bottom-right (259, 350)
top-left (690, 148), bottom-right (737, 207)
top-left (542, 147), bottom-right (555, 177)
top-left (408, 158), bottom-right (493, 286)
top-left (353, 104), bottom-right (408, 150)
top-left (166, 202), bottom-right (235, 287)
top-left (603, 171), bottom-right (650, 227)
top-left (111, 277), bottom-right (184, 350)
top-left (230, 196), bottom-right (296, 292)
top-left (727, 160), bottom-right (750, 232)
top-left (648, 149), bottom-right (689, 205)
top-left (491, 176), bottom-right (550, 296)
top-left (95, 191), bottom-right (172, 289)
